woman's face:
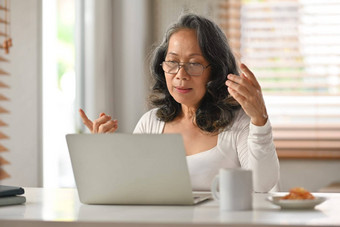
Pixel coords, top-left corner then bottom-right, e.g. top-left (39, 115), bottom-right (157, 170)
top-left (164, 29), bottom-right (211, 109)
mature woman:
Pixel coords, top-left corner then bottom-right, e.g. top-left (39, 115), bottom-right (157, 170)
top-left (80, 14), bottom-right (280, 192)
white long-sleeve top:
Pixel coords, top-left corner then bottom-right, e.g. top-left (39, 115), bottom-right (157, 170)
top-left (133, 108), bottom-right (280, 192)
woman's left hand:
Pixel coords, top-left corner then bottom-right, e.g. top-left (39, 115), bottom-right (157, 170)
top-left (225, 63), bottom-right (268, 126)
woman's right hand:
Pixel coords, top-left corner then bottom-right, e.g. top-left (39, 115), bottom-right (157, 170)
top-left (79, 109), bottom-right (118, 133)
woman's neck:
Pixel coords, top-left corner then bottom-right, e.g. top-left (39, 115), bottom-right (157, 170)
top-left (180, 105), bottom-right (197, 121)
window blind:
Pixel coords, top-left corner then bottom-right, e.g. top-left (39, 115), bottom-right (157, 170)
top-left (219, 0), bottom-right (340, 159)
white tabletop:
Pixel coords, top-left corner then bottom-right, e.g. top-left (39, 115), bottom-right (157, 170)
top-left (0, 188), bottom-right (340, 227)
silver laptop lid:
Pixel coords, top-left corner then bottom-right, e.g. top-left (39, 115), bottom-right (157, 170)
top-left (66, 133), bottom-right (194, 205)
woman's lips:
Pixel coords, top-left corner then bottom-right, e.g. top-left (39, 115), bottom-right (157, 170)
top-left (175, 87), bottom-right (192, 94)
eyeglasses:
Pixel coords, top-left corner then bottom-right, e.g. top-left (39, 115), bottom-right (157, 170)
top-left (161, 61), bottom-right (210, 76)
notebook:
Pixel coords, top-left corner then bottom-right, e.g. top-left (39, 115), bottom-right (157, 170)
top-left (0, 185), bottom-right (26, 206)
top-left (0, 185), bottom-right (25, 197)
top-left (0, 196), bottom-right (26, 206)
top-left (66, 133), bottom-right (211, 205)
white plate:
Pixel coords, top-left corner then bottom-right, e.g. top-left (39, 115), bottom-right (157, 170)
top-left (267, 196), bottom-right (327, 209)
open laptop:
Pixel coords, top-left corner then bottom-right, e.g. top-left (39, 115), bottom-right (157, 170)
top-left (66, 133), bottom-right (211, 205)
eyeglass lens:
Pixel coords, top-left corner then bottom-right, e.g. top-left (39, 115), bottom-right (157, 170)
top-left (162, 61), bottom-right (204, 76)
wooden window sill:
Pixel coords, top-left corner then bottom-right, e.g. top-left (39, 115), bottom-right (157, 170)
top-left (273, 125), bottom-right (340, 159)
top-left (277, 150), bottom-right (340, 159)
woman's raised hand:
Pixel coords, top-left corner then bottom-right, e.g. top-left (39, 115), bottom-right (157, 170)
top-left (225, 63), bottom-right (268, 126)
top-left (79, 109), bottom-right (118, 133)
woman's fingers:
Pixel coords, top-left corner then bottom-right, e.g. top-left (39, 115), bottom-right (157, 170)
top-left (227, 86), bottom-right (245, 104)
top-left (107, 127), bottom-right (118, 133)
top-left (98, 119), bottom-right (118, 133)
top-left (93, 115), bottom-right (112, 133)
top-left (103, 120), bottom-right (118, 133)
top-left (226, 74), bottom-right (252, 98)
top-left (79, 109), bottom-right (94, 132)
top-left (79, 109), bottom-right (118, 133)
top-left (240, 63), bottom-right (261, 88)
top-left (225, 64), bottom-right (268, 126)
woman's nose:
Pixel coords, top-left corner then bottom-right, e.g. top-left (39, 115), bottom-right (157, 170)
top-left (175, 66), bottom-right (190, 80)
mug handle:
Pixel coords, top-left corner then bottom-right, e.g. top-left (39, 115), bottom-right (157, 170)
top-left (211, 175), bottom-right (220, 200)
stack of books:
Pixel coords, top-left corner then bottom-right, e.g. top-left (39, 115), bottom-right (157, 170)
top-left (0, 185), bottom-right (26, 206)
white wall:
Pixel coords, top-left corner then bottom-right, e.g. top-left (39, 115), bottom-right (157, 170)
top-left (280, 160), bottom-right (340, 192)
top-left (0, 0), bottom-right (42, 187)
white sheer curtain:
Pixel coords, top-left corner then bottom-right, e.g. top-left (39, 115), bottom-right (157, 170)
top-left (75, 0), bottom-right (150, 134)
top-left (42, 0), bottom-right (150, 188)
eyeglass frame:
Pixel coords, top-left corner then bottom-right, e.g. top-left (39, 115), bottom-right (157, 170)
top-left (160, 61), bottom-right (211, 76)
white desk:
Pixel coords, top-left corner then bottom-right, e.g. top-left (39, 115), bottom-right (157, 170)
top-left (1, 188), bottom-right (340, 227)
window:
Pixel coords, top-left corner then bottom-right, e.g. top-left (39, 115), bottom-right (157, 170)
top-left (219, 0), bottom-right (340, 159)
top-left (43, 0), bottom-right (76, 187)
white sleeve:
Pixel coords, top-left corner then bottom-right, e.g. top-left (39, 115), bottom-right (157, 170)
top-left (133, 109), bottom-right (164, 134)
top-left (236, 114), bottom-right (280, 192)
top-left (133, 113), bottom-right (149, 134)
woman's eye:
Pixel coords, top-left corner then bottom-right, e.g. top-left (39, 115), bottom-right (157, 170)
top-left (166, 61), bottom-right (179, 67)
top-left (189, 63), bottom-right (201, 67)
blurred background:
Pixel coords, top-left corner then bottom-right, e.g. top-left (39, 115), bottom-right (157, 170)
top-left (0, 0), bottom-right (339, 192)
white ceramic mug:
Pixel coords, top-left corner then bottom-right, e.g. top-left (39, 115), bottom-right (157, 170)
top-left (211, 168), bottom-right (253, 211)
